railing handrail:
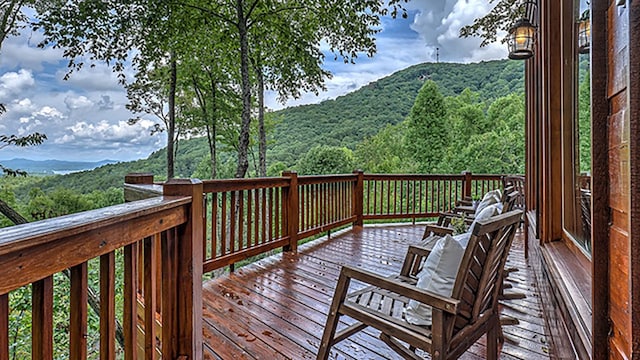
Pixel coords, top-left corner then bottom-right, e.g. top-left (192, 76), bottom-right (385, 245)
top-left (202, 177), bottom-right (290, 192)
top-left (0, 196), bottom-right (190, 257)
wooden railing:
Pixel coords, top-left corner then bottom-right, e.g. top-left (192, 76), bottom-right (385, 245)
top-left (0, 179), bottom-right (203, 359)
top-left (125, 171), bottom-right (508, 273)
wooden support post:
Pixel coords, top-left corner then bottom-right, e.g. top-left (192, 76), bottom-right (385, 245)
top-left (163, 179), bottom-right (203, 360)
top-left (0, 294), bottom-right (8, 360)
top-left (353, 170), bottom-right (364, 228)
top-left (463, 171), bottom-right (473, 200)
top-left (125, 173), bottom-right (154, 185)
top-left (282, 171), bottom-right (299, 253)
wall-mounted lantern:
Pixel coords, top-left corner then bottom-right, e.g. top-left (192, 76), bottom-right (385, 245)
top-left (508, 18), bottom-right (536, 60)
top-left (507, 0), bottom-right (537, 60)
top-left (577, 10), bottom-right (590, 54)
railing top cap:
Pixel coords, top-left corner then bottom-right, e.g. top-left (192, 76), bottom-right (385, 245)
top-left (0, 196), bottom-right (190, 256)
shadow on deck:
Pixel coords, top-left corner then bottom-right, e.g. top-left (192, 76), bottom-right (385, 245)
top-left (201, 224), bottom-right (550, 359)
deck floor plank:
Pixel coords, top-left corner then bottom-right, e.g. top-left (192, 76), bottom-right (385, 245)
top-left (202, 224), bottom-right (551, 359)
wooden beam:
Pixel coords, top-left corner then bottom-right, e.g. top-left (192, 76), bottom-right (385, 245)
top-left (590, 0), bottom-right (611, 358)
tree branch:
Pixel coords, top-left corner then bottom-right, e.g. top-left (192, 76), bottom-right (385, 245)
top-left (175, 1), bottom-right (238, 27)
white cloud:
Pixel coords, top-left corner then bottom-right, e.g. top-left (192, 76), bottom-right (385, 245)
top-left (34, 106), bottom-right (64, 119)
top-left (0, 69), bottom-right (35, 101)
top-left (64, 95), bottom-right (94, 110)
top-left (0, 31), bottom-right (64, 71)
top-left (55, 119), bottom-right (160, 148)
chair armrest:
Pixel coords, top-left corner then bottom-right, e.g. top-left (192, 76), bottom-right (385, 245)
top-left (454, 205), bottom-right (476, 215)
top-left (424, 224), bottom-right (454, 237)
top-left (339, 265), bottom-right (459, 314)
top-left (400, 245), bottom-right (432, 277)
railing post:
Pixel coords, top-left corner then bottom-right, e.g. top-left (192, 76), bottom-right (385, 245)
top-left (282, 171), bottom-right (299, 253)
top-left (125, 173), bottom-right (154, 185)
top-left (124, 173), bottom-right (160, 202)
top-left (163, 179), bottom-right (203, 360)
top-left (463, 171), bottom-right (473, 199)
top-left (353, 170), bottom-right (364, 228)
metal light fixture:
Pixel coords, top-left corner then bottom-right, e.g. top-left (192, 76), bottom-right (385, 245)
top-left (507, 0), bottom-right (537, 60)
top-left (577, 10), bottom-right (590, 54)
top-left (508, 18), bottom-right (536, 60)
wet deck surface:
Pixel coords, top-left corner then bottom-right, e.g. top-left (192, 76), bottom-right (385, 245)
top-left (201, 224), bottom-right (551, 359)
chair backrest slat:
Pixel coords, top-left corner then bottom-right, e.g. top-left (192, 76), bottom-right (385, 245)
top-left (448, 210), bottom-right (522, 337)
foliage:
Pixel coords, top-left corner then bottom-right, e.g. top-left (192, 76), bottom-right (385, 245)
top-left (459, 0), bottom-right (527, 46)
top-left (296, 145), bottom-right (354, 175)
top-left (354, 122), bottom-right (410, 173)
top-left (578, 70), bottom-right (591, 174)
top-left (269, 60), bottom-right (524, 166)
top-left (404, 80), bottom-right (449, 173)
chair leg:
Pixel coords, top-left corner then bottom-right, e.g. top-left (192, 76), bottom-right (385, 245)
top-left (379, 334), bottom-right (422, 360)
top-left (317, 271), bottom-right (352, 360)
top-left (487, 317), bottom-right (500, 360)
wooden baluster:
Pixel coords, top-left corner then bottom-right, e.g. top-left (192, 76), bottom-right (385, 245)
top-left (261, 188), bottom-right (267, 243)
top-left (203, 194), bottom-right (208, 261)
top-left (0, 293), bottom-right (7, 360)
top-left (100, 252), bottom-right (116, 360)
top-left (268, 188), bottom-right (274, 242)
top-left (143, 237), bottom-right (157, 360)
top-left (238, 190), bottom-right (245, 249)
top-left (221, 192), bottom-right (227, 257)
top-left (247, 190), bottom-right (253, 248)
top-left (254, 189), bottom-right (260, 245)
top-left (33, 276), bottom-right (53, 360)
top-left (301, 185), bottom-right (307, 232)
top-left (230, 191), bottom-right (236, 258)
top-left (123, 242), bottom-right (138, 360)
top-left (275, 187), bottom-right (281, 239)
top-left (373, 180), bottom-right (378, 216)
top-left (161, 230), bottom-right (178, 359)
top-left (212, 193), bottom-right (218, 260)
top-left (154, 234), bottom-right (162, 315)
top-left (70, 263), bottom-right (88, 360)
top-left (394, 180), bottom-right (399, 215)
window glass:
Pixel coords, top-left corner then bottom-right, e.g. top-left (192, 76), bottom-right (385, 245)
top-left (565, 0), bottom-right (591, 253)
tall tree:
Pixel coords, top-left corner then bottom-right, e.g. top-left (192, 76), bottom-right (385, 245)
top-left (404, 80), bottom-right (449, 174)
top-left (35, 0), bottom-right (192, 179)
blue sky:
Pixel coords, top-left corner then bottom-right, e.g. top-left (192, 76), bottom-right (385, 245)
top-left (0, 0), bottom-right (508, 162)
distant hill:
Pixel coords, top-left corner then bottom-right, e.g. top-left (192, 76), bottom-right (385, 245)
top-left (1, 158), bottom-right (117, 175)
top-left (268, 59), bottom-right (524, 166)
top-left (8, 59), bottom-right (524, 199)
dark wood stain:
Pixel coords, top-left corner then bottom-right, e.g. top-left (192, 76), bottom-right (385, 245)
top-left (201, 224), bottom-right (551, 359)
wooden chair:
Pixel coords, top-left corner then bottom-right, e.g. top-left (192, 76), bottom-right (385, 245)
top-left (317, 210), bottom-right (523, 360)
top-left (425, 188), bottom-right (519, 240)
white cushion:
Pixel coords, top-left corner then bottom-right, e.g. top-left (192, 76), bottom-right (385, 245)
top-left (474, 189), bottom-right (501, 217)
top-left (453, 232), bottom-right (471, 248)
top-left (469, 203), bottom-right (500, 234)
top-left (404, 234), bottom-right (465, 326)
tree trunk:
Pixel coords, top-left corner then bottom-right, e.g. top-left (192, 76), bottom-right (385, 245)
top-left (235, 0), bottom-right (252, 179)
top-left (0, 198), bottom-right (27, 224)
top-left (167, 56), bottom-right (177, 179)
top-left (257, 64), bottom-right (267, 177)
top-left (209, 77), bottom-right (217, 179)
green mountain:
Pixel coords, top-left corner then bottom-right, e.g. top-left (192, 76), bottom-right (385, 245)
top-left (268, 59), bottom-right (524, 166)
top-left (0, 158), bottom-right (116, 175)
top-left (8, 59), bottom-right (524, 199)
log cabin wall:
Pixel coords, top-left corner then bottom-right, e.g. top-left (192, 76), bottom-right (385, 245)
top-left (527, 0), bottom-right (637, 358)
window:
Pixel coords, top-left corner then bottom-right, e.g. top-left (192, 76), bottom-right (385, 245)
top-left (562, 0), bottom-right (591, 254)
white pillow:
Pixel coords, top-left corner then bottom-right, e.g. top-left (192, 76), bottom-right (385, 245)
top-left (404, 234), bottom-right (465, 326)
top-left (474, 189), bottom-right (501, 216)
top-left (453, 232), bottom-right (471, 248)
top-left (469, 203), bottom-right (500, 234)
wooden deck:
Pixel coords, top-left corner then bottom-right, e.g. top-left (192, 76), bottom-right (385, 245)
top-left (201, 224), bottom-right (551, 359)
